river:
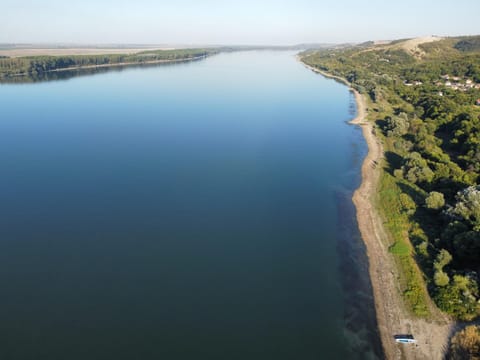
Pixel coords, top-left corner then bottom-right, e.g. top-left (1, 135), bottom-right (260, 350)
top-left (0, 51), bottom-right (382, 359)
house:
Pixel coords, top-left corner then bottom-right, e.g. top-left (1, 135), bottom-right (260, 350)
top-left (445, 81), bottom-right (452, 87)
top-left (476, 99), bottom-right (480, 106)
top-left (466, 79), bottom-right (473, 84)
top-left (441, 74), bottom-right (450, 80)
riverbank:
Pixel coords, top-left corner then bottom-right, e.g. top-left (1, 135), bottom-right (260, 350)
top-left (0, 48), bottom-right (215, 82)
top-left (299, 59), bottom-right (454, 359)
top-left (9, 55), bottom-right (208, 79)
top-left (46, 55), bottom-right (206, 73)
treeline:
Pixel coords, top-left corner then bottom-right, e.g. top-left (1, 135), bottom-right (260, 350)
top-left (454, 36), bottom-right (480, 52)
top-left (0, 48), bottom-right (215, 80)
top-left (301, 37), bottom-right (480, 320)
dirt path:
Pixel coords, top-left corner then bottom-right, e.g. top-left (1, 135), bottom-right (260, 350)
top-left (300, 60), bottom-right (455, 359)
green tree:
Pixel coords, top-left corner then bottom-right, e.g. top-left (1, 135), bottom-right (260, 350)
top-left (434, 275), bottom-right (480, 320)
top-left (434, 270), bottom-right (450, 286)
top-left (399, 193), bottom-right (417, 214)
top-left (448, 186), bottom-right (480, 231)
top-left (385, 113), bottom-right (409, 137)
top-left (434, 249), bottom-right (452, 270)
top-left (425, 191), bottom-right (445, 210)
top-left (400, 152), bottom-right (435, 184)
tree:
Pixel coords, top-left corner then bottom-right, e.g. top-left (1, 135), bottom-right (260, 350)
top-left (434, 270), bottom-right (450, 286)
top-left (425, 191), bottom-right (445, 210)
top-left (384, 113), bottom-right (409, 137)
top-left (448, 186), bottom-right (480, 231)
top-left (434, 249), bottom-right (452, 270)
top-left (400, 152), bottom-right (435, 184)
top-left (434, 274), bottom-right (480, 320)
top-left (449, 325), bottom-right (480, 360)
top-left (433, 249), bottom-right (452, 286)
top-left (443, 186), bottom-right (480, 265)
top-left (452, 230), bottom-right (480, 266)
top-left (399, 193), bottom-right (416, 214)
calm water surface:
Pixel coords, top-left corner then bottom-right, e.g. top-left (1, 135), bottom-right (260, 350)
top-left (0, 51), bottom-right (382, 359)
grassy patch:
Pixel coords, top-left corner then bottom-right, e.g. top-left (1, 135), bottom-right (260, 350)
top-left (377, 170), bottom-right (430, 317)
top-left (389, 241), bottom-right (410, 256)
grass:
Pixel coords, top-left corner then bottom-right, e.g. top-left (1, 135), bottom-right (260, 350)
top-left (377, 164), bottom-right (430, 317)
top-left (366, 88), bottom-right (432, 317)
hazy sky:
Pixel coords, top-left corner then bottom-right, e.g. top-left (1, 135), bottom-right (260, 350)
top-left (1, 0), bottom-right (479, 45)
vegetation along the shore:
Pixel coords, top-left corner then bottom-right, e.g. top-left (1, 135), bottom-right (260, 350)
top-left (301, 36), bottom-right (480, 322)
top-left (447, 325), bottom-right (480, 359)
top-left (0, 48), bottom-right (216, 82)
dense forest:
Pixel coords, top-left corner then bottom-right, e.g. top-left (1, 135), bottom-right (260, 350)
top-left (0, 48), bottom-right (216, 81)
top-left (301, 36), bottom-right (480, 321)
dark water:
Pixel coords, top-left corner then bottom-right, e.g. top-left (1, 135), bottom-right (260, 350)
top-left (0, 51), bottom-right (382, 359)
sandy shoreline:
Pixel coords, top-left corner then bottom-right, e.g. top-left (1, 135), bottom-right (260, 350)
top-left (299, 59), bottom-right (454, 359)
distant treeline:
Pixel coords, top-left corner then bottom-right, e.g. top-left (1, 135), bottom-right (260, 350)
top-left (454, 36), bottom-right (480, 52)
top-left (0, 48), bottom-right (216, 80)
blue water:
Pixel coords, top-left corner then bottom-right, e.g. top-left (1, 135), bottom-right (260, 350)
top-left (0, 51), bottom-right (381, 359)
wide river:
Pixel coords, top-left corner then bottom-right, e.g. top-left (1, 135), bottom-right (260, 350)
top-left (0, 51), bottom-right (382, 359)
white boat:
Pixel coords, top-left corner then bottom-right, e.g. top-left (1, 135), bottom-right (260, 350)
top-left (395, 335), bottom-right (417, 344)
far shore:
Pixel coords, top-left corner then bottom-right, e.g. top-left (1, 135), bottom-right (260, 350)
top-left (299, 57), bottom-right (454, 360)
top-left (9, 55), bottom-right (208, 78)
top-left (0, 47), bottom-right (174, 58)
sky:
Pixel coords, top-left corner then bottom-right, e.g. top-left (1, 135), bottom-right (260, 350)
top-left (1, 0), bottom-right (479, 45)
